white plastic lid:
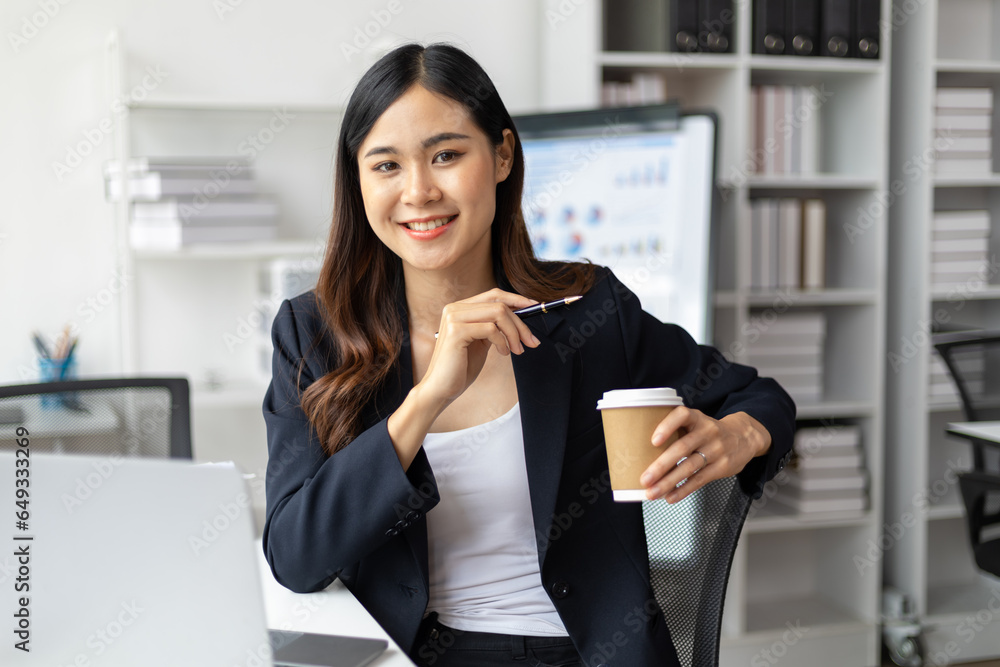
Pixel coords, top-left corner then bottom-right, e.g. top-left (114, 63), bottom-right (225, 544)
top-left (596, 387), bottom-right (683, 410)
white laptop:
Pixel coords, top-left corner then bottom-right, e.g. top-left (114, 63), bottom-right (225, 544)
top-left (0, 452), bottom-right (386, 667)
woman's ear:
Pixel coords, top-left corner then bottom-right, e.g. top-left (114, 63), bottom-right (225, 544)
top-left (495, 128), bottom-right (515, 183)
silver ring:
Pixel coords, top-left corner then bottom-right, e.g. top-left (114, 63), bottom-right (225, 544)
top-left (693, 450), bottom-right (708, 472)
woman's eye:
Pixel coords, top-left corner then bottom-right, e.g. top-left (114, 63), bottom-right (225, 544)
top-left (435, 151), bottom-right (460, 163)
top-left (374, 162), bottom-right (399, 173)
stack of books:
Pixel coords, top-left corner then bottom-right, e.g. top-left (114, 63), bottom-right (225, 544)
top-left (749, 85), bottom-right (822, 176)
top-left (600, 73), bottom-right (667, 107)
top-left (749, 198), bottom-right (826, 291)
top-left (103, 157), bottom-right (280, 250)
top-left (772, 425), bottom-right (868, 514)
top-left (745, 311), bottom-right (825, 403)
top-left (934, 88), bottom-right (994, 175)
top-left (929, 345), bottom-right (985, 403)
top-left (930, 210), bottom-right (991, 289)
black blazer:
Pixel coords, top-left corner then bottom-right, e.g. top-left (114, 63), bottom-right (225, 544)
top-left (262, 267), bottom-right (795, 666)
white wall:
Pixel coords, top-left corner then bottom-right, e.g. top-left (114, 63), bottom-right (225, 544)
top-left (0, 0), bottom-right (546, 383)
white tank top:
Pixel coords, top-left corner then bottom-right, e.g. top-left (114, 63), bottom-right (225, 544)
top-left (421, 402), bottom-right (568, 636)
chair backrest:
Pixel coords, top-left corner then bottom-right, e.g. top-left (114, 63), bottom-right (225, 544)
top-left (0, 377), bottom-right (191, 459)
top-left (958, 471), bottom-right (1000, 578)
top-left (643, 475), bottom-right (751, 667)
top-left (932, 331), bottom-right (1000, 473)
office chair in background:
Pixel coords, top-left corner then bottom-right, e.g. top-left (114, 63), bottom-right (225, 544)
top-left (643, 474), bottom-right (751, 667)
top-left (933, 331), bottom-right (1000, 578)
top-left (0, 377), bottom-right (192, 459)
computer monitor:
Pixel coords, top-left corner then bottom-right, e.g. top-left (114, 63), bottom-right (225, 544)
top-left (516, 104), bottom-right (717, 344)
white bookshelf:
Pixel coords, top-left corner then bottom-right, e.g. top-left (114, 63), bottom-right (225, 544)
top-left (539, 1), bottom-right (889, 664)
top-left (104, 32), bottom-right (338, 531)
top-left (887, 0), bottom-right (1000, 662)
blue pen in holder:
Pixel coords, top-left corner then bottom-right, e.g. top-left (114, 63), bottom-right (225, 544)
top-left (39, 357), bottom-right (78, 409)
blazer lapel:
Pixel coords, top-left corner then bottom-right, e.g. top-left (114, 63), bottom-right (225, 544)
top-left (513, 314), bottom-right (576, 566)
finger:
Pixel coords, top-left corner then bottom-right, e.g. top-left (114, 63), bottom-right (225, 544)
top-left (651, 406), bottom-right (695, 446)
top-left (641, 439), bottom-right (706, 495)
top-left (448, 300), bottom-right (539, 352)
top-left (460, 287), bottom-right (538, 311)
top-left (664, 463), bottom-right (717, 503)
top-left (640, 425), bottom-right (707, 487)
top-left (644, 442), bottom-right (717, 501)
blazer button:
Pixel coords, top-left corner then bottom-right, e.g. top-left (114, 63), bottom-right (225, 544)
top-left (400, 520), bottom-right (411, 529)
top-left (406, 510), bottom-right (421, 521)
top-left (385, 528), bottom-right (399, 537)
top-left (551, 582), bottom-right (570, 599)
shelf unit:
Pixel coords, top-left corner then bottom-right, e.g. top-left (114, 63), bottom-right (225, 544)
top-left (887, 0), bottom-right (1000, 662)
top-left (105, 32), bottom-right (340, 533)
top-left (540, 1), bottom-right (889, 664)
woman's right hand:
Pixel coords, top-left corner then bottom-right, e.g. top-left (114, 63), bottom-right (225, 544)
top-left (419, 288), bottom-right (540, 407)
top-left (387, 288), bottom-right (540, 470)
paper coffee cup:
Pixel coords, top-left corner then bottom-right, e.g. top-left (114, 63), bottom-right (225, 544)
top-left (597, 388), bottom-right (684, 502)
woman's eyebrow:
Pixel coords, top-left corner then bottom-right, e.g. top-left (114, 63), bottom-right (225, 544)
top-left (362, 132), bottom-right (472, 159)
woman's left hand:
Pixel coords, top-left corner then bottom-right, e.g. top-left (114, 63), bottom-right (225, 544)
top-left (639, 407), bottom-right (772, 503)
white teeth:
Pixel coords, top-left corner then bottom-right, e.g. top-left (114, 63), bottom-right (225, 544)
top-left (406, 216), bottom-right (452, 231)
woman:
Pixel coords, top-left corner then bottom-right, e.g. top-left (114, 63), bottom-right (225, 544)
top-left (263, 43), bottom-right (795, 667)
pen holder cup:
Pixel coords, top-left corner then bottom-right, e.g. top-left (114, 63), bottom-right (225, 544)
top-left (38, 357), bottom-right (78, 410)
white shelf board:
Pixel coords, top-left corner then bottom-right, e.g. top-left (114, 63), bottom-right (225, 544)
top-left (191, 381), bottom-right (270, 409)
top-left (129, 96), bottom-right (344, 114)
top-left (749, 55), bottom-right (883, 74)
top-left (936, 59), bottom-right (1000, 74)
top-left (933, 174), bottom-right (1000, 188)
top-left (930, 284), bottom-right (1000, 301)
top-left (928, 396), bottom-right (964, 413)
top-left (793, 400), bottom-right (876, 419)
top-left (744, 595), bottom-right (867, 634)
top-left (746, 174), bottom-right (881, 189)
top-left (737, 288), bottom-right (878, 307)
top-left (745, 502), bottom-right (871, 534)
top-left (598, 51), bottom-right (739, 70)
top-left (926, 503), bottom-right (965, 521)
top-left (134, 240), bottom-right (322, 261)
top-left (926, 581), bottom-right (1000, 619)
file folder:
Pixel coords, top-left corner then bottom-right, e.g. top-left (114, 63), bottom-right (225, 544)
top-left (854, 0), bottom-right (880, 58)
top-left (754, 0), bottom-right (787, 55)
top-left (819, 0), bottom-right (852, 56)
top-left (699, 0), bottom-right (734, 53)
top-left (671, 0), bottom-right (700, 52)
top-left (787, 0), bottom-right (818, 56)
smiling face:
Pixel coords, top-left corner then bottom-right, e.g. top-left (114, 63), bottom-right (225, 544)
top-left (357, 84), bottom-right (514, 280)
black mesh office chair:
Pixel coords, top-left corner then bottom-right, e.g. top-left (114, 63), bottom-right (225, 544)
top-left (0, 377), bottom-right (192, 459)
top-left (933, 331), bottom-right (1000, 578)
top-left (643, 475), bottom-right (751, 667)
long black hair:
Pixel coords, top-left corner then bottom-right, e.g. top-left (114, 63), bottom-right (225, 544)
top-left (304, 43), bottom-right (596, 455)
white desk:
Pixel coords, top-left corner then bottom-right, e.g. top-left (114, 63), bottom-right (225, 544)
top-left (946, 420), bottom-right (1000, 445)
top-left (256, 549), bottom-right (415, 666)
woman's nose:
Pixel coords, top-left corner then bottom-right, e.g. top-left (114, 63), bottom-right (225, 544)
top-left (400, 165), bottom-right (441, 206)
